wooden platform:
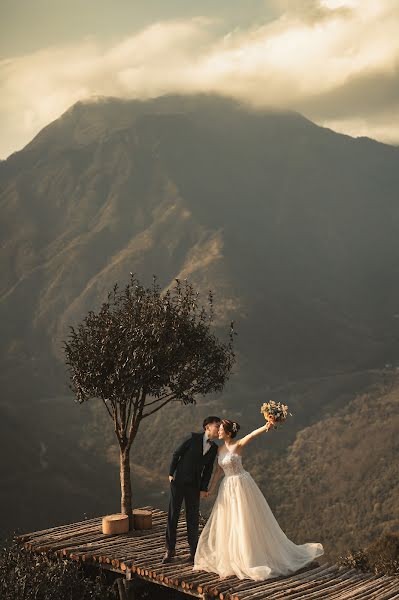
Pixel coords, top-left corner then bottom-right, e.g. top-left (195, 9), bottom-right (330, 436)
top-left (15, 507), bottom-right (399, 599)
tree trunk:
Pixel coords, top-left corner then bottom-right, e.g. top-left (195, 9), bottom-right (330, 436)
top-left (120, 446), bottom-right (133, 530)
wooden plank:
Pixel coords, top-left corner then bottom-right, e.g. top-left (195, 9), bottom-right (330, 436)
top-left (233, 565), bottom-right (338, 599)
top-left (286, 576), bottom-right (394, 600)
top-left (236, 571), bottom-right (344, 599)
top-left (15, 516), bottom-right (102, 541)
top-left (292, 578), bottom-right (378, 600)
top-left (17, 505), bottom-right (164, 543)
top-left (343, 579), bottom-right (399, 600)
top-left (265, 573), bottom-right (371, 600)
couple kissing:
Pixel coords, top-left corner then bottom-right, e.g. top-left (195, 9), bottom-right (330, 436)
top-left (164, 414), bottom-right (324, 581)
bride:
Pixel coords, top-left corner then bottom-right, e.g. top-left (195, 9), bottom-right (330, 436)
top-left (193, 418), bottom-right (324, 580)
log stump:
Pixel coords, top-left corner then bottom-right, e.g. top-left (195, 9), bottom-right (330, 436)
top-left (102, 514), bottom-right (129, 535)
top-left (133, 509), bottom-right (152, 530)
top-left (116, 578), bottom-right (128, 600)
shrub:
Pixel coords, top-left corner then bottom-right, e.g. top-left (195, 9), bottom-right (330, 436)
top-left (366, 532), bottom-right (399, 576)
top-left (338, 548), bottom-right (369, 572)
top-left (0, 536), bottom-right (116, 600)
top-left (338, 532), bottom-right (399, 576)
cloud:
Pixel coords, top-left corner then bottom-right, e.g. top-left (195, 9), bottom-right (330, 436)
top-left (0, 20), bottom-right (213, 158)
top-left (296, 64), bottom-right (399, 119)
top-left (270, 0), bottom-right (355, 22)
top-left (1, 0), bottom-right (399, 158)
top-left (319, 107), bottom-right (399, 145)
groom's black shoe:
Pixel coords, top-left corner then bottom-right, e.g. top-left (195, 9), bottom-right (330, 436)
top-left (185, 554), bottom-right (195, 565)
top-left (162, 549), bottom-right (176, 564)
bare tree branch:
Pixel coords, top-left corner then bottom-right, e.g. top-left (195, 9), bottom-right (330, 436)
top-left (112, 400), bottom-right (121, 443)
top-left (142, 396), bottom-right (175, 419)
top-left (102, 397), bottom-right (114, 420)
top-left (126, 389), bottom-right (140, 427)
top-left (120, 401), bottom-right (127, 440)
top-left (144, 393), bottom-right (175, 407)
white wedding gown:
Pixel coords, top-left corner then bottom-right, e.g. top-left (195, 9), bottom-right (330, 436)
top-left (193, 448), bottom-right (324, 580)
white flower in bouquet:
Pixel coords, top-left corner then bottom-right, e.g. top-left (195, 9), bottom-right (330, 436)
top-left (260, 400), bottom-right (292, 429)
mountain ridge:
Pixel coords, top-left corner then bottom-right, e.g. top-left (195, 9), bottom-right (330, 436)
top-left (7, 93), bottom-right (394, 172)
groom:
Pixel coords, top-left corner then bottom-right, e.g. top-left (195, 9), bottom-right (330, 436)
top-left (163, 415), bottom-right (220, 564)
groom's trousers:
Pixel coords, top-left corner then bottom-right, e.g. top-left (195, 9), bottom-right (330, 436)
top-left (166, 481), bottom-right (200, 557)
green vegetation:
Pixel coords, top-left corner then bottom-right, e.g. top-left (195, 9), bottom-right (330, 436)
top-left (338, 532), bottom-right (399, 576)
top-left (0, 536), bottom-right (115, 600)
top-left (0, 536), bottom-right (200, 599)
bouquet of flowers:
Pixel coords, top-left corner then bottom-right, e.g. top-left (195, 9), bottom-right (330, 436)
top-left (260, 400), bottom-right (292, 429)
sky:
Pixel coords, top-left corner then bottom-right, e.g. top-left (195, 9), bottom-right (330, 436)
top-left (1, 0), bottom-right (399, 158)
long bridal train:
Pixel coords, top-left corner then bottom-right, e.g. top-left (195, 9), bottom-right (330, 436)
top-left (193, 449), bottom-right (324, 581)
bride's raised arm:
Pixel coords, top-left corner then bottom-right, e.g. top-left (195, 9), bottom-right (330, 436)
top-left (236, 419), bottom-right (275, 450)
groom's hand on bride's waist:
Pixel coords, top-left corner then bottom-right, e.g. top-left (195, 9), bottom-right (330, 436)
top-left (200, 491), bottom-right (210, 498)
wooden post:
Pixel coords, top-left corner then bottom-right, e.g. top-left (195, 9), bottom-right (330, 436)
top-left (116, 578), bottom-right (128, 600)
top-left (116, 578), bottom-right (127, 600)
top-left (123, 578), bottom-right (138, 600)
top-left (126, 581), bottom-right (137, 600)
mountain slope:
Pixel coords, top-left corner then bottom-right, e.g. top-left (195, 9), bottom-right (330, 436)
top-left (1, 94), bottom-right (399, 548)
top-left (2, 94), bottom-right (399, 399)
top-left (258, 375), bottom-right (399, 557)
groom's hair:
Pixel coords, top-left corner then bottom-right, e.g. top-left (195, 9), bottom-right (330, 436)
top-left (203, 416), bottom-right (221, 429)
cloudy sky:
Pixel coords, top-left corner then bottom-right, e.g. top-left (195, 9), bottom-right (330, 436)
top-left (1, 0), bottom-right (398, 158)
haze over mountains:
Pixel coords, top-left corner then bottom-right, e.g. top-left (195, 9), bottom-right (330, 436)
top-left (1, 94), bottom-right (398, 554)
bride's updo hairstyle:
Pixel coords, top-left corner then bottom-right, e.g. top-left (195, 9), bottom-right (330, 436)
top-left (221, 419), bottom-right (241, 439)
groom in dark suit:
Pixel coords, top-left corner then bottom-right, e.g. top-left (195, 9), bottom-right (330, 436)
top-left (163, 415), bottom-right (220, 563)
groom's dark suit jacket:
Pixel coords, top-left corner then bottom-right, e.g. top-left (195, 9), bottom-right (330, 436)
top-left (169, 432), bottom-right (218, 492)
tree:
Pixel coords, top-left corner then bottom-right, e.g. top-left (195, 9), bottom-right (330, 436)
top-left (63, 275), bottom-right (235, 528)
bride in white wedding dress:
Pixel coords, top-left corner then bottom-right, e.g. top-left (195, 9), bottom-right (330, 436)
top-left (193, 418), bottom-right (324, 581)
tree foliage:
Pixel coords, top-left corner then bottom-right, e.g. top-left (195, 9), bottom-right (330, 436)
top-left (64, 275), bottom-right (235, 445)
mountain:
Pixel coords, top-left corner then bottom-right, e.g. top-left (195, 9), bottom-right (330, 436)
top-left (2, 95), bottom-right (399, 392)
top-left (1, 94), bottom-right (398, 552)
